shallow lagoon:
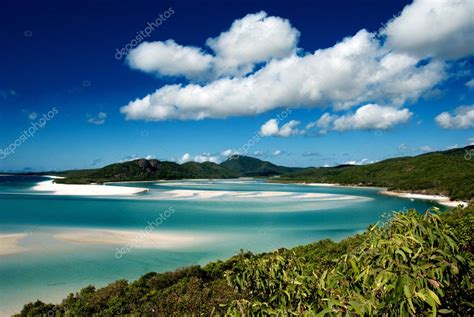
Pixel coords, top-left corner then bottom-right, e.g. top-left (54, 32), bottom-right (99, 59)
top-left (0, 176), bottom-right (441, 315)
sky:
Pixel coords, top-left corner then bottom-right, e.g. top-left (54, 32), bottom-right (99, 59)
top-left (0, 0), bottom-right (473, 172)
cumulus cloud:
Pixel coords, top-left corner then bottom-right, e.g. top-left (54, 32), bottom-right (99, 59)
top-left (120, 154), bottom-right (155, 162)
top-left (383, 0), bottom-right (474, 60)
top-left (206, 11), bottom-right (299, 77)
top-left (313, 104), bottom-right (412, 133)
top-left (435, 105), bottom-right (474, 129)
top-left (87, 112), bottom-right (107, 125)
top-left (260, 119), bottom-right (301, 137)
top-left (331, 104), bottom-right (412, 131)
top-left (344, 158), bottom-right (375, 165)
top-left (419, 145), bottom-right (434, 152)
top-left (127, 40), bottom-right (213, 80)
top-left (127, 12), bottom-right (298, 80)
top-left (122, 17), bottom-right (445, 121)
top-left (179, 152), bottom-right (220, 163)
top-left (272, 149), bottom-right (283, 156)
top-left (121, 1), bottom-right (471, 122)
top-left (469, 137), bottom-right (474, 145)
top-left (221, 149), bottom-right (237, 157)
top-left (466, 79), bottom-right (474, 88)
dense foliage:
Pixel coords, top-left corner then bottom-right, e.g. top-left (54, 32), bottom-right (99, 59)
top-left (220, 155), bottom-right (302, 176)
top-left (278, 145), bottom-right (474, 201)
top-left (53, 156), bottom-right (302, 184)
top-left (54, 159), bottom-right (239, 184)
top-left (18, 204), bottom-right (474, 316)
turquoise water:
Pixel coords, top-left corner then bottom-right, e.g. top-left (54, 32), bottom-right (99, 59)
top-left (0, 176), bottom-right (441, 315)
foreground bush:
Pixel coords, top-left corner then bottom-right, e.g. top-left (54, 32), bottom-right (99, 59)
top-left (19, 205), bottom-right (473, 316)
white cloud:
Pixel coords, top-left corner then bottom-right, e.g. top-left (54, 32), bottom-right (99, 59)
top-left (179, 152), bottom-right (220, 164)
top-left (398, 143), bottom-right (410, 153)
top-left (121, 1), bottom-right (472, 122)
top-left (87, 112), bottom-right (107, 125)
top-left (435, 105), bottom-right (474, 129)
top-left (28, 112), bottom-right (37, 120)
top-left (126, 12), bottom-right (299, 81)
top-left (126, 40), bottom-right (213, 80)
top-left (252, 150), bottom-right (266, 157)
top-left (272, 149), bottom-right (283, 156)
top-left (317, 104), bottom-right (412, 132)
top-left (206, 11), bottom-right (299, 77)
top-left (260, 119), bottom-right (301, 137)
top-left (119, 154), bottom-right (155, 162)
top-left (302, 151), bottom-right (320, 157)
top-left (419, 145), bottom-right (434, 152)
top-left (469, 137), bottom-right (474, 145)
top-left (466, 79), bottom-right (474, 88)
top-left (121, 25), bottom-right (444, 121)
top-left (344, 158), bottom-right (374, 165)
top-left (265, 104), bottom-right (412, 136)
top-left (221, 149), bottom-right (237, 157)
top-left (447, 144), bottom-right (459, 150)
top-left (383, 0), bottom-right (474, 60)
top-left (179, 153), bottom-right (192, 163)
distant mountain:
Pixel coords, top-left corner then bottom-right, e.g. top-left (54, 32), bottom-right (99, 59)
top-left (220, 156), bottom-right (303, 177)
top-left (43, 147), bottom-right (474, 200)
top-left (278, 145), bottom-right (474, 201)
top-left (55, 159), bottom-right (238, 184)
top-left (54, 156), bottom-right (302, 184)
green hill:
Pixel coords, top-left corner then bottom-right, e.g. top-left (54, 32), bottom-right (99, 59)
top-left (55, 159), bottom-right (239, 184)
top-left (277, 145), bottom-right (474, 201)
top-left (54, 156), bottom-right (301, 184)
top-left (17, 204), bottom-right (474, 316)
top-left (220, 155), bottom-right (302, 176)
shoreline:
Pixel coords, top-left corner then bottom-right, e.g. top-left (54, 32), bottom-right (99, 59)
top-left (32, 180), bottom-right (149, 196)
top-left (103, 177), bottom-right (254, 185)
top-left (277, 181), bottom-right (469, 207)
top-left (289, 181), bottom-right (387, 190)
top-left (378, 190), bottom-right (468, 208)
top-left (0, 233), bottom-right (29, 256)
top-left (53, 229), bottom-right (216, 249)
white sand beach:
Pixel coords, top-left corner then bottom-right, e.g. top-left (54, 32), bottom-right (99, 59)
top-left (0, 233), bottom-right (29, 256)
top-left (32, 180), bottom-right (149, 196)
top-left (379, 191), bottom-right (468, 207)
top-left (301, 182), bottom-right (386, 189)
top-left (53, 229), bottom-right (215, 249)
top-left (294, 193), bottom-right (366, 200)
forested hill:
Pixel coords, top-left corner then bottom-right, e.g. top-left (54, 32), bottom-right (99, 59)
top-left (277, 145), bottom-right (474, 201)
top-left (47, 146), bottom-right (474, 201)
top-left (54, 159), bottom-right (239, 184)
top-left (52, 155), bottom-right (300, 184)
top-left (220, 155), bottom-right (303, 176)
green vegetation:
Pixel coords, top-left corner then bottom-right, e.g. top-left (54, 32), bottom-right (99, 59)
top-left (54, 159), bottom-right (239, 184)
top-left (52, 155), bottom-right (301, 184)
top-left (18, 204), bottom-right (474, 316)
top-left (220, 155), bottom-right (302, 176)
top-left (277, 145), bottom-right (474, 201)
top-left (46, 146), bottom-right (474, 201)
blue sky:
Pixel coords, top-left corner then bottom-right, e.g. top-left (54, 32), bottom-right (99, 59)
top-left (0, 0), bottom-right (473, 172)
